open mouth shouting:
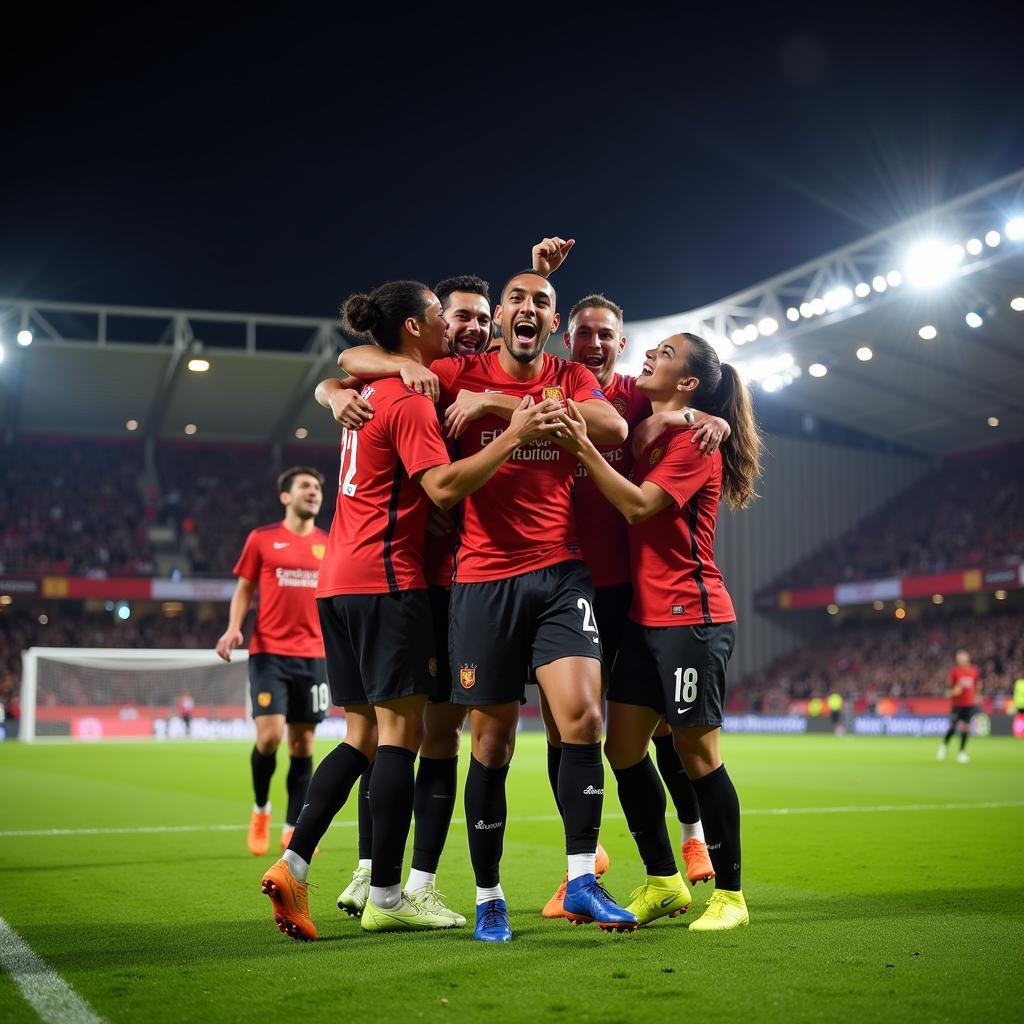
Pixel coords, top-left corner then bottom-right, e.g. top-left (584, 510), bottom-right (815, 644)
top-left (581, 352), bottom-right (605, 370)
top-left (513, 318), bottom-right (538, 344)
top-left (640, 360), bottom-right (654, 376)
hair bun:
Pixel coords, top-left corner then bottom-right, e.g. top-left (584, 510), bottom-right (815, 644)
top-left (343, 294), bottom-right (380, 335)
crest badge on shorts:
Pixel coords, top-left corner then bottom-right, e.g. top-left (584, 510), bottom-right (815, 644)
top-left (459, 665), bottom-right (477, 689)
top-left (312, 544), bottom-right (326, 559)
top-left (257, 692), bottom-right (272, 708)
top-left (542, 386), bottom-right (565, 403)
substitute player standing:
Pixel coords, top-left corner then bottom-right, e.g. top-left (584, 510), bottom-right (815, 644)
top-left (216, 467), bottom-right (329, 856)
top-left (937, 649), bottom-right (982, 764)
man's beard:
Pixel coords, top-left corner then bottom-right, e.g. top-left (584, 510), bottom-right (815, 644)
top-left (504, 329), bottom-right (549, 364)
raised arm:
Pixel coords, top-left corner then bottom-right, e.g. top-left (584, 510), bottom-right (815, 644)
top-left (338, 345), bottom-right (439, 402)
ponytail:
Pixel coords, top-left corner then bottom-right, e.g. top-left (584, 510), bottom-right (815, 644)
top-left (342, 280), bottom-right (430, 352)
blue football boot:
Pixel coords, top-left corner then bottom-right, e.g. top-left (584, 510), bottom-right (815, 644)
top-left (562, 875), bottom-right (638, 932)
top-left (474, 898), bottom-right (512, 942)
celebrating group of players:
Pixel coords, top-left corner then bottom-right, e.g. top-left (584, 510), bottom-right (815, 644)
top-left (219, 239), bottom-right (763, 942)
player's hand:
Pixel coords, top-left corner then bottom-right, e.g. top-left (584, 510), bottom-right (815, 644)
top-left (444, 389), bottom-right (492, 439)
top-left (400, 363), bottom-right (440, 403)
top-left (426, 504), bottom-right (455, 537)
top-left (531, 236), bottom-right (575, 276)
top-left (507, 396), bottom-right (565, 445)
top-left (216, 628), bottom-right (244, 663)
top-left (329, 388), bottom-right (374, 430)
top-left (631, 412), bottom-right (668, 459)
top-left (691, 415), bottom-right (731, 455)
top-left (549, 398), bottom-right (589, 453)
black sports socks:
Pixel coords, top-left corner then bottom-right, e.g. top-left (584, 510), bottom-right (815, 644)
top-left (464, 756), bottom-right (509, 887)
top-left (251, 747), bottom-right (277, 807)
top-left (368, 746), bottom-right (417, 888)
top-left (652, 732), bottom-right (701, 824)
top-left (285, 755), bottom-right (313, 826)
top-left (557, 741), bottom-right (603, 855)
top-left (411, 755), bottom-right (459, 874)
top-left (691, 763), bottom-right (742, 890)
top-left (612, 756), bottom-right (676, 876)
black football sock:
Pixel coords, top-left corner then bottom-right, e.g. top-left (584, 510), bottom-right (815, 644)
top-left (691, 763), bottom-right (742, 891)
top-left (943, 726), bottom-right (955, 745)
top-left (546, 742), bottom-right (564, 821)
top-left (959, 730), bottom-right (969, 752)
top-left (285, 755), bottom-right (313, 827)
top-left (464, 756), bottom-right (509, 887)
top-left (652, 732), bottom-right (701, 824)
top-left (369, 746), bottom-right (417, 888)
top-left (357, 760), bottom-right (374, 861)
top-left (411, 755), bottom-right (459, 874)
top-left (288, 742), bottom-right (368, 864)
top-left (557, 741), bottom-right (603, 856)
top-left (612, 756), bottom-right (676, 876)
top-left (251, 747), bottom-right (277, 808)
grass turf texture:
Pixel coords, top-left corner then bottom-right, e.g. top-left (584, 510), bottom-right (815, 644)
top-left (1, 734), bottom-right (1021, 1024)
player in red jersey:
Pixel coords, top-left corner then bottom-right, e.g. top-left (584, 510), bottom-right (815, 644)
top-left (554, 330), bottom-right (763, 932)
top-left (216, 467), bottom-right (329, 857)
top-left (340, 269), bottom-right (639, 940)
top-left (262, 280), bottom-right (563, 941)
top-left (536, 289), bottom-right (729, 917)
top-left (316, 274), bottom-right (495, 917)
top-left (938, 649), bottom-right (982, 763)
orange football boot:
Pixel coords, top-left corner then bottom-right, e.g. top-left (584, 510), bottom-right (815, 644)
top-left (248, 809), bottom-right (271, 856)
top-left (279, 827), bottom-right (319, 856)
top-left (541, 843), bottom-right (611, 919)
top-left (681, 838), bottom-right (715, 884)
top-left (261, 859), bottom-right (317, 942)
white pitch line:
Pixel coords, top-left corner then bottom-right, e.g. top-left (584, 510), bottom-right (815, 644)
top-left (0, 916), bottom-right (105, 1024)
top-left (0, 801), bottom-right (1021, 839)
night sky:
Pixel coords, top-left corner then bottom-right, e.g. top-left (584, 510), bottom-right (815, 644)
top-left (3, 9), bottom-right (1022, 324)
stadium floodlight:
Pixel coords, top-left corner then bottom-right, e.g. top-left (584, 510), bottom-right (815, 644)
top-left (987, 416), bottom-right (1000, 427)
top-left (731, 328), bottom-right (746, 345)
top-left (995, 590), bottom-right (1008, 600)
top-left (799, 302), bottom-right (813, 318)
top-left (0, 594), bottom-right (12, 606)
top-left (1005, 216), bottom-right (1024, 240)
top-left (16, 329), bottom-right (33, 347)
top-left (757, 317), bottom-right (778, 336)
top-left (872, 275), bottom-right (888, 293)
top-left (856, 346), bottom-right (873, 361)
top-left (115, 602), bottom-right (131, 621)
top-left (918, 324), bottom-right (938, 340)
top-left (761, 375), bottom-right (782, 392)
top-left (38, 614), bottom-right (48, 624)
top-left (873, 600), bottom-right (885, 611)
top-left (1010, 297), bottom-right (1024, 312)
top-left (894, 607), bottom-right (906, 619)
top-left (931, 594), bottom-right (944, 605)
top-left (826, 603), bottom-right (839, 615)
top-left (294, 427), bottom-right (308, 439)
top-left (786, 307), bottom-right (800, 322)
top-left (949, 244), bottom-right (965, 263)
top-left (808, 362), bottom-right (828, 378)
top-left (0, 343), bottom-right (5, 365)
top-left (985, 230), bottom-right (1001, 247)
top-left (742, 323), bottom-right (759, 343)
top-left (965, 237), bottom-right (983, 255)
top-left (886, 270), bottom-right (902, 287)
top-left (184, 423), bottom-right (198, 435)
top-left (854, 282), bottom-right (871, 298)
top-left (187, 357), bottom-right (210, 372)
top-left (903, 238), bottom-right (958, 288)
top-left (810, 297), bottom-right (827, 316)
top-left (126, 419), bottom-right (139, 431)
top-left (824, 286), bottom-right (853, 311)
top-left (965, 312), bottom-right (983, 328)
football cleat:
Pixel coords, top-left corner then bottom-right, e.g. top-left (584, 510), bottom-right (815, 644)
top-left (681, 838), bottom-right (715, 884)
top-left (248, 809), bottom-right (271, 857)
top-left (361, 890), bottom-right (459, 932)
top-left (562, 875), bottom-right (638, 932)
top-left (474, 899), bottom-right (512, 942)
top-left (936, 745), bottom-right (947, 761)
top-left (541, 843), bottom-right (611, 919)
top-left (261, 858), bottom-right (317, 942)
top-left (626, 874), bottom-right (691, 926)
top-left (408, 883), bottom-right (466, 927)
top-left (688, 889), bottom-right (749, 932)
top-left (957, 751), bottom-right (970, 764)
top-left (336, 866), bottom-right (371, 917)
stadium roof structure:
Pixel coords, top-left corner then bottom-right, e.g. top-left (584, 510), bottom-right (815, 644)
top-left (2, 168), bottom-right (1022, 455)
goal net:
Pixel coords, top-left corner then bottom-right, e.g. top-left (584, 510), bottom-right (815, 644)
top-left (18, 648), bottom-right (251, 742)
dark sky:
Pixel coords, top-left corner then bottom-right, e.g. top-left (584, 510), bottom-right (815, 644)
top-left (3, 8), bottom-right (1022, 323)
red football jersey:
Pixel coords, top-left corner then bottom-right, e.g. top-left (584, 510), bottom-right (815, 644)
top-left (948, 665), bottom-right (980, 707)
top-left (433, 350), bottom-right (609, 583)
top-left (573, 373), bottom-right (651, 588)
top-left (233, 522), bottom-right (329, 657)
top-left (317, 379), bottom-right (451, 597)
top-left (424, 523), bottom-right (457, 588)
top-left (628, 428), bottom-right (735, 627)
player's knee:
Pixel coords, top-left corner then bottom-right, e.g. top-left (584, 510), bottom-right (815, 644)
top-left (560, 705), bottom-right (604, 745)
top-left (421, 729), bottom-right (460, 759)
top-left (473, 729), bottom-right (514, 768)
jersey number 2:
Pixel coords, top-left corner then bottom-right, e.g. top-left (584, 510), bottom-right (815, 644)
top-left (340, 429), bottom-right (359, 497)
top-left (577, 598), bottom-right (600, 645)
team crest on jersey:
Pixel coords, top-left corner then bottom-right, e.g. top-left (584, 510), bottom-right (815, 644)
top-left (542, 386), bottom-right (565, 403)
top-left (428, 657), bottom-right (437, 678)
top-left (649, 446), bottom-right (664, 466)
top-left (459, 664), bottom-right (477, 689)
top-left (257, 692), bottom-right (272, 708)
top-left (359, 384), bottom-right (376, 400)
top-left (312, 544), bottom-right (326, 559)
top-left (611, 397), bottom-right (627, 416)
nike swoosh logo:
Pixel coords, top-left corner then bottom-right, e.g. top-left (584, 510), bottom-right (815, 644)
top-left (660, 895), bottom-right (679, 908)
top-left (676, 707), bottom-right (691, 715)
top-left (273, 542), bottom-right (289, 549)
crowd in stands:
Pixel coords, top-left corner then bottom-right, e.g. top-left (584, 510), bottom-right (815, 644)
top-left (731, 608), bottom-right (1024, 713)
top-left (773, 443), bottom-right (1024, 588)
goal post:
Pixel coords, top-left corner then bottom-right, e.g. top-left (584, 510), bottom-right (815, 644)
top-left (18, 647), bottom-right (251, 742)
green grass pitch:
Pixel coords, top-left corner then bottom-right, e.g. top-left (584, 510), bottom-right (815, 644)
top-left (1, 733), bottom-right (1022, 1023)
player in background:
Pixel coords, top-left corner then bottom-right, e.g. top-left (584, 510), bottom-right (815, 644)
top-left (263, 280), bottom-right (564, 941)
top-left (316, 274), bottom-right (494, 919)
top-left (176, 691), bottom-right (194, 736)
top-left (554, 330), bottom-right (762, 932)
top-left (216, 467), bottom-right (328, 857)
top-left (340, 269), bottom-right (639, 941)
top-left (937, 649), bottom-right (982, 763)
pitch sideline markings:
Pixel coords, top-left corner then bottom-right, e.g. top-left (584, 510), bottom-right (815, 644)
top-left (0, 916), bottom-right (105, 1024)
top-left (1, 800), bottom-right (1021, 839)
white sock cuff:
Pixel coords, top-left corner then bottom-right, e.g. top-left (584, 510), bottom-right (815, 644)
top-left (475, 884), bottom-right (504, 905)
